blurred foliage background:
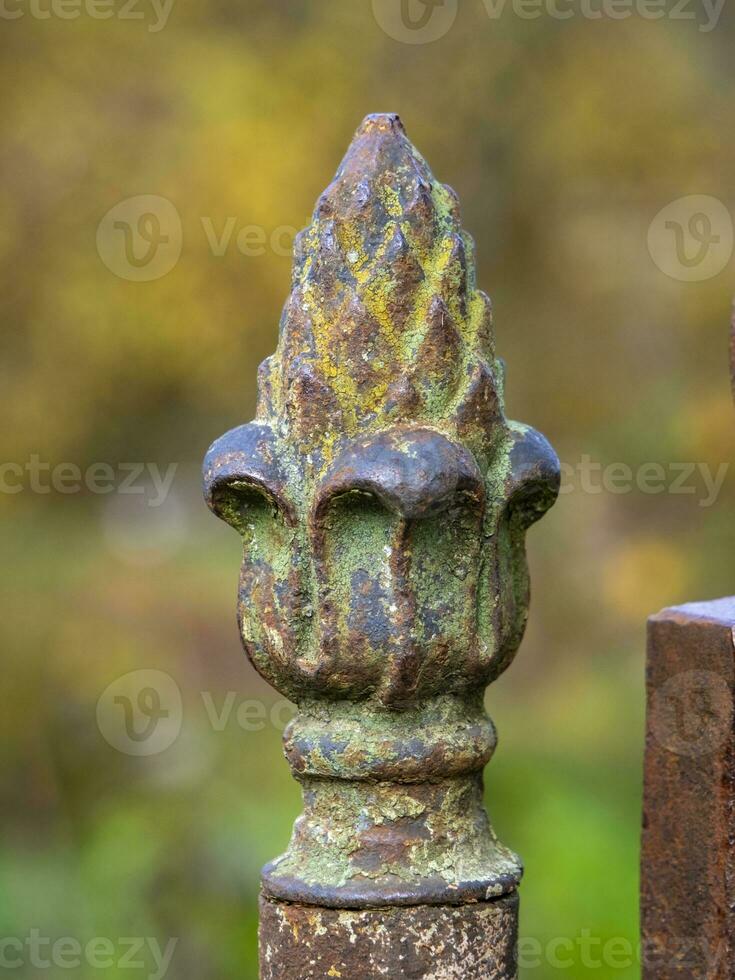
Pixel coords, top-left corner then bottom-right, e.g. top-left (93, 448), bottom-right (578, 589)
top-left (2, 1), bottom-right (735, 976)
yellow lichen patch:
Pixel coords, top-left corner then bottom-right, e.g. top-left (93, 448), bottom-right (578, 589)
top-left (426, 234), bottom-right (460, 293)
top-left (430, 180), bottom-right (459, 230)
top-left (304, 289), bottom-right (360, 436)
top-left (394, 234), bottom-right (467, 370)
top-left (334, 219), bottom-right (369, 276)
top-left (358, 270), bottom-right (403, 357)
top-left (294, 226), bottom-right (319, 283)
top-left (327, 967), bottom-right (342, 977)
top-left (317, 428), bottom-right (339, 473)
top-left (381, 183), bottom-right (403, 218)
top-left (363, 379), bottom-right (390, 414)
top-left (465, 292), bottom-right (488, 350)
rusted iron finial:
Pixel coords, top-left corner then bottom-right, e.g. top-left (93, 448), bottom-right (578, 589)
top-left (204, 113), bottom-right (559, 977)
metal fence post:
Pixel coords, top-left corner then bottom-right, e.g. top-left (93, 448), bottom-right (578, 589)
top-left (204, 113), bottom-right (559, 978)
top-left (642, 601), bottom-right (735, 978)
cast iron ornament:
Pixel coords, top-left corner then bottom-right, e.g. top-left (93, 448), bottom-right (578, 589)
top-left (204, 113), bottom-right (559, 908)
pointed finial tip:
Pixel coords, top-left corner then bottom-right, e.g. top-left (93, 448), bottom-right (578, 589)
top-left (331, 113), bottom-right (417, 191)
top-left (356, 113), bottom-right (406, 138)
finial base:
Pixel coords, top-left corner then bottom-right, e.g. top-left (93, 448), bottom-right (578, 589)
top-left (261, 771), bottom-right (522, 908)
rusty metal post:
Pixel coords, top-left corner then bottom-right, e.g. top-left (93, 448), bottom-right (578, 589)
top-left (204, 113), bottom-right (559, 978)
top-left (642, 606), bottom-right (735, 979)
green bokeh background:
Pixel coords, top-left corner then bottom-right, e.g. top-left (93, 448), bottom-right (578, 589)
top-left (2, 1), bottom-right (735, 976)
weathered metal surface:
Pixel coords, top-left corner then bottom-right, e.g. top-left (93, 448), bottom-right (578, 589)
top-left (259, 893), bottom-right (519, 980)
top-left (641, 599), bottom-right (735, 978)
top-left (204, 112), bottom-right (558, 974)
